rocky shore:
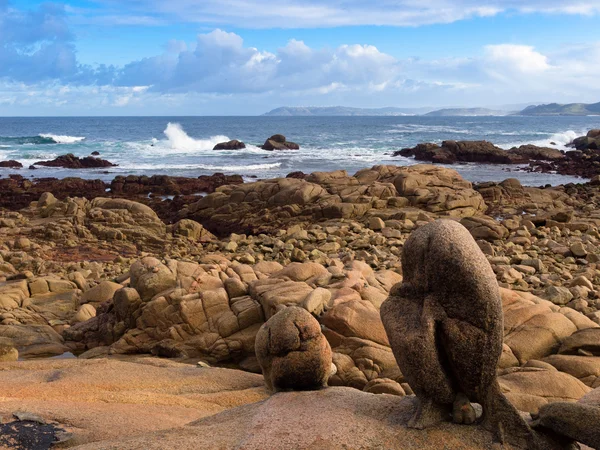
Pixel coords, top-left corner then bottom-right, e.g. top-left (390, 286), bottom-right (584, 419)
top-left (1, 159), bottom-right (600, 448)
top-left (395, 129), bottom-right (600, 179)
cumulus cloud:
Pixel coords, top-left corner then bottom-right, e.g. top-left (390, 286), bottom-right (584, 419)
top-left (0, 2), bottom-right (115, 84)
top-left (2, 1), bottom-right (600, 112)
top-left (115, 30), bottom-right (402, 95)
top-left (91, 0), bottom-right (600, 28)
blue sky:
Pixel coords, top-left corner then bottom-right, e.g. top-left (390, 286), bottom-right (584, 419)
top-left (1, 0), bottom-right (600, 115)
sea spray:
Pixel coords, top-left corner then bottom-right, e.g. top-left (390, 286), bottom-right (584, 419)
top-left (163, 123), bottom-right (229, 151)
top-left (38, 134), bottom-right (86, 144)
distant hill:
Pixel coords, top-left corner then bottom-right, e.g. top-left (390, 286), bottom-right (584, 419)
top-left (518, 102), bottom-right (600, 116)
top-left (424, 108), bottom-right (509, 117)
top-left (262, 106), bottom-right (432, 116)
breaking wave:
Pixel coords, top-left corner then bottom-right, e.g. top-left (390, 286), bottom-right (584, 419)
top-left (0, 134), bottom-right (85, 145)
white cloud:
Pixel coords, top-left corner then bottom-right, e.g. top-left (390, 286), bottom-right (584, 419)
top-left (484, 44), bottom-right (551, 74)
top-left (90, 0), bottom-right (600, 28)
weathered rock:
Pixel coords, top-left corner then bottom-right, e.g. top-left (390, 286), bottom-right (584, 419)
top-left (129, 258), bottom-right (177, 301)
top-left (0, 160), bottom-right (23, 168)
top-left (0, 337), bottom-right (18, 362)
top-left (213, 140), bottom-right (246, 150)
top-left (534, 401), bottom-right (600, 449)
top-left (261, 134), bottom-right (300, 151)
top-left (35, 153), bottom-right (117, 169)
top-left (79, 387), bottom-right (568, 450)
top-left (381, 220), bottom-right (539, 447)
top-left (255, 306), bottom-right (333, 392)
top-left (81, 281), bottom-right (122, 306)
top-left (172, 219), bottom-right (216, 242)
top-left (72, 304), bottom-right (97, 324)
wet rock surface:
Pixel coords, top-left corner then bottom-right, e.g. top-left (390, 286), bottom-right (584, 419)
top-left (34, 154), bottom-right (117, 169)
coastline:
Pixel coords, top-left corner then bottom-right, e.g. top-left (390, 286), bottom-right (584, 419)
top-left (1, 136), bottom-right (600, 448)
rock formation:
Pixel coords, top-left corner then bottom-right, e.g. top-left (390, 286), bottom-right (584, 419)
top-left (569, 129), bottom-right (600, 151)
top-left (261, 134), bottom-right (300, 151)
top-left (0, 160), bottom-right (23, 168)
top-left (255, 306), bottom-right (333, 392)
top-left (34, 153), bottom-right (117, 169)
top-left (380, 220), bottom-right (550, 448)
top-left (213, 140), bottom-right (246, 150)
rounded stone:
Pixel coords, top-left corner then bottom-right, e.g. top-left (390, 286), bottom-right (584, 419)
top-left (255, 306), bottom-right (333, 393)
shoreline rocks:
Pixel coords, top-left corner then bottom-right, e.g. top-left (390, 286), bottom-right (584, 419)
top-left (0, 160), bottom-right (23, 168)
top-left (396, 140), bottom-right (565, 165)
top-left (34, 153), bottom-right (117, 169)
top-left (1, 161), bottom-right (600, 448)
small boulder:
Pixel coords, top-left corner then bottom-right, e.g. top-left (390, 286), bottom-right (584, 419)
top-left (72, 304), bottom-right (97, 324)
top-left (255, 306), bottom-right (333, 392)
top-left (0, 337), bottom-right (18, 362)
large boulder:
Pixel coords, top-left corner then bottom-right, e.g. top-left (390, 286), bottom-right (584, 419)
top-left (213, 140), bottom-right (246, 150)
top-left (261, 134), bottom-right (300, 151)
top-left (130, 257), bottom-right (177, 301)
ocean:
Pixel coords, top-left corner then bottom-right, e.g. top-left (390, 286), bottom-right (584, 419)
top-left (0, 115), bottom-right (598, 186)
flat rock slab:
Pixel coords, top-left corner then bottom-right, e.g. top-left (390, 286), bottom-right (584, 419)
top-left (75, 387), bottom-right (536, 449)
top-left (0, 357), bottom-right (267, 447)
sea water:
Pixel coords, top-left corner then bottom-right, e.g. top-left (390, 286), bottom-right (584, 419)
top-left (0, 115), bottom-right (598, 186)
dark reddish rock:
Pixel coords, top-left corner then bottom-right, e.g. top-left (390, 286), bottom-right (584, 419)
top-left (110, 173), bottom-right (243, 196)
top-left (262, 134), bottom-right (300, 151)
top-left (396, 141), bottom-right (565, 165)
top-left (568, 130), bottom-right (600, 151)
top-left (396, 140), bottom-right (523, 164)
top-left (0, 160), bottom-right (23, 168)
top-left (91, 151), bottom-right (100, 156)
top-left (0, 176), bottom-right (108, 210)
top-left (286, 171), bottom-right (307, 179)
top-left (525, 148), bottom-right (600, 178)
top-left (506, 145), bottom-right (564, 161)
top-left (35, 153), bottom-right (117, 169)
top-left (213, 140), bottom-right (246, 150)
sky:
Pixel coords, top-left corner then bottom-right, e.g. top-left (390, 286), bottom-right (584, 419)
top-left (1, 0), bottom-right (600, 115)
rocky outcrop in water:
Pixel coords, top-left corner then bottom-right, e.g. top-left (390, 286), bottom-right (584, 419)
top-left (261, 134), bottom-right (300, 150)
top-left (396, 140), bottom-right (523, 164)
top-left (34, 153), bottom-right (117, 169)
top-left (0, 160), bottom-right (23, 168)
top-left (213, 140), bottom-right (246, 150)
top-left (568, 129), bottom-right (600, 151)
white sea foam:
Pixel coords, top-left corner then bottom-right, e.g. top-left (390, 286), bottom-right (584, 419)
top-left (163, 123), bottom-right (229, 151)
top-left (386, 124), bottom-right (475, 134)
top-left (117, 162), bottom-right (282, 171)
top-left (498, 130), bottom-right (582, 150)
top-left (39, 134), bottom-right (86, 144)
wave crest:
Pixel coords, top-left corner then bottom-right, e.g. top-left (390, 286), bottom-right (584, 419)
top-left (0, 135), bottom-right (85, 145)
top-left (39, 134), bottom-right (86, 144)
top-left (163, 123), bottom-right (229, 151)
